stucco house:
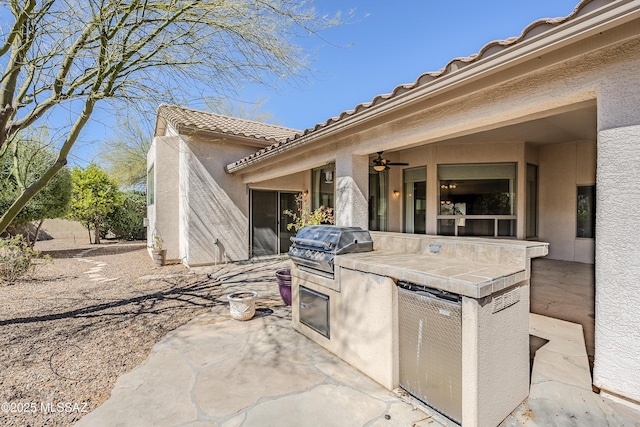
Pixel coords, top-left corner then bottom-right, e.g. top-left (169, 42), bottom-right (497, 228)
top-left (148, 0), bottom-right (640, 412)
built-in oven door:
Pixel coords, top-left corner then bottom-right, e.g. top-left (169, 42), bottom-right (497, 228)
top-left (299, 286), bottom-right (330, 338)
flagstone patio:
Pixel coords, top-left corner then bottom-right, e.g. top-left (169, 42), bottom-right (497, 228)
top-left (75, 258), bottom-right (639, 426)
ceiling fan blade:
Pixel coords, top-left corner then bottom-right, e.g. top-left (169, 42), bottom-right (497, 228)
top-left (371, 151), bottom-right (409, 170)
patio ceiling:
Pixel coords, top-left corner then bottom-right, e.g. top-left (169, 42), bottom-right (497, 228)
top-left (452, 105), bottom-right (597, 144)
top-left (419, 103), bottom-right (597, 149)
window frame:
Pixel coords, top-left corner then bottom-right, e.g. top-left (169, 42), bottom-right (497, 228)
top-left (576, 184), bottom-right (595, 239)
top-left (147, 164), bottom-right (155, 206)
top-left (436, 162), bottom-right (517, 237)
top-left (311, 164), bottom-right (335, 211)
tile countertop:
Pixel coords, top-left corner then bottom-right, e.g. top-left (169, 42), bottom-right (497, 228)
top-left (335, 250), bottom-right (529, 299)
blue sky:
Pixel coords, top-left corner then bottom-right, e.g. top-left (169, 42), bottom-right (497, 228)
top-left (234, 0), bottom-right (581, 131)
top-left (74, 0), bottom-right (581, 164)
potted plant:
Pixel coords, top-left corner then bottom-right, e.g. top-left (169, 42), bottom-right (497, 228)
top-left (283, 193), bottom-right (335, 233)
top-left (149, 229), bottom-right (166, 267)
top-left (277, 193), bottom-right (335, 305)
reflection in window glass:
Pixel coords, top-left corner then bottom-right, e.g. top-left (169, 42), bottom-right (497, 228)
top-left (437, 163), bottom-right (516, 237)
top-left (403, 167), bottom-right (426, 234)
top-left (439, 179), bottom-right (512, 215)
top-left (369, 168), bottom-right (388, 231)
top-left (526, 164), bottom-right (538, 238)
top-left (577, 185), bottom-right (595, 238)
top-left (312, 165), bottom-right (335, 210)
top-left (147, 165), bottom-right (154, 205)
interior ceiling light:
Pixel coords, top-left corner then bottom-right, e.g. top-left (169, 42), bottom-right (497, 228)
top-left (372, 151), bottom-right (409, 171)
top-left (324, 171), bottom-right (333, 183)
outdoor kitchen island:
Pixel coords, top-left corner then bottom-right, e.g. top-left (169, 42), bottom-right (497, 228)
top-left (290, 231), bottom-right (548, 427)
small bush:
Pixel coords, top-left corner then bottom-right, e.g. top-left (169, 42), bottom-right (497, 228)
top-left (0, 235), bottom-right (50, 284)
top-left (105, 190), bottom-right (147, 240)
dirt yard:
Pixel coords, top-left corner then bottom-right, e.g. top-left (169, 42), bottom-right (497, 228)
top-left (0, 239), bottom-right (231, 426)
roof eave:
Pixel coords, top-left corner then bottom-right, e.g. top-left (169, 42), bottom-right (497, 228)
top-left (226, 0), bottom-right (640, 174)
top-left (175, 125), bottom-right (279, 148)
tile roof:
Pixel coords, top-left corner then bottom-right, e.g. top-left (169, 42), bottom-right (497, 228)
top-left (156, 104), bottom-right (300, 143)
top-left (225, 0), bottom-right (611, 173)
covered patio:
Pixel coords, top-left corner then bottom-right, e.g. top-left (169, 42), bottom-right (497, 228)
top-left (530, 258), bottom-right (595, 368)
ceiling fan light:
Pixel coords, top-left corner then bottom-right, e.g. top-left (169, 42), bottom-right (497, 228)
top-left (373, 165), bottom-right (386, 172)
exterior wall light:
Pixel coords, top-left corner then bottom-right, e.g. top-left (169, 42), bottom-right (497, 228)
top-left (393, 190), bottom-right (400, 197)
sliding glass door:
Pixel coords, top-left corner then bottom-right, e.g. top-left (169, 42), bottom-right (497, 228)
top-left (251, 190), bottom-right (296, 257)
top-left (279, 192), bottom-right (296, 253)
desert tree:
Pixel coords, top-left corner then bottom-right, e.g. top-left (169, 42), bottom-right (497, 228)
top-left (68, 164), bottom-right (123, 244)
top-left (0, 131), bottom-right (72, 245)
top-left (98, 114), bottom-right (152, 189)
top-left (207, 97), bottom-right (277, 123)
top-left (0, 0), bottom-right (342, 233)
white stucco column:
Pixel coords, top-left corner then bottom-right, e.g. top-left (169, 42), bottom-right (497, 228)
top-left (335, 152), bottom-right (369, 229)
top-left (148, 136), bottom-right (181, 263)
top-left (594, 69), bottom-right (640, 405)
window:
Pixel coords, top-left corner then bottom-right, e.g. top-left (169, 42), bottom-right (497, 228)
top-left (577, 185), bottom-right (595, 238)
top-left (526, 164), bottom-right (538, 238)
top-left (311, 165), bottom-right (335, 210)
top-left (437, 163), bottom-right (516, 237)
top-left (403, 167), bottom-right (426, 234)
top-left (369, 167), bottom-right (388, 231)
top-left (147, 165), bottom-right (154, 205)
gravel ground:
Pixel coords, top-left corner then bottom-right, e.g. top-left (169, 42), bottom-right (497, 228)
top-left (0, 239), bottom-right (233, 426)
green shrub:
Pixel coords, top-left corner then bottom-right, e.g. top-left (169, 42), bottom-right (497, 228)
top-left (105, 190), bottom-right (147, 240)
top-left (0, 235), bottom-right (50, 284)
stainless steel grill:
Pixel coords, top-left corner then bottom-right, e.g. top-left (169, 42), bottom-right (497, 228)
top-left (288, 225), bottom-right (373, 278)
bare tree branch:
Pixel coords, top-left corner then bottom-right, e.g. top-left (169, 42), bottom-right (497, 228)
top-left (0, 0), bottom-right (343, 232)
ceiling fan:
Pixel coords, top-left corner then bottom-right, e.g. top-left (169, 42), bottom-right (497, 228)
top-left (372, 151), bottom-right (409, 171)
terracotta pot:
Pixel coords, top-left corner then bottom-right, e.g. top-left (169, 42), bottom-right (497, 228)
top-left (275, 268), bottom-right (292, 306)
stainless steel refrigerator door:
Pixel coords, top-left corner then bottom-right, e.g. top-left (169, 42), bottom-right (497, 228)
top-left (398, 287), bottom-right (462, 424)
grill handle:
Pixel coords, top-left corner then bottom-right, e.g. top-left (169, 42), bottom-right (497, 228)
top-left (290, 237), bottom-right (333, 250)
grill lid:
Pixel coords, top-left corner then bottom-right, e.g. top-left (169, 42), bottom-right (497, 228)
top-left (290, 225), bottom-right (373, 254)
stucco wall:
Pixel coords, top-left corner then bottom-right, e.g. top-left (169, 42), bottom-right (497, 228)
top-left (462, 285), bottom-right (530, 427)
top-left (593, 61), bottom-right (640, 403)
top-left (180, 136), bottom-right (262, 265)
top-left (250, 172), bottom-right (308, 192)
top-left (538, 141), bottom-right (596, 264)
top-left (40, 219), bottom-right (88, 241)
top-left (291, 267), bottom-right (398, 391)
top-left (335, 153), bottom-right (369, 229)
top-left (147, 136), bottom-right (181, 262)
